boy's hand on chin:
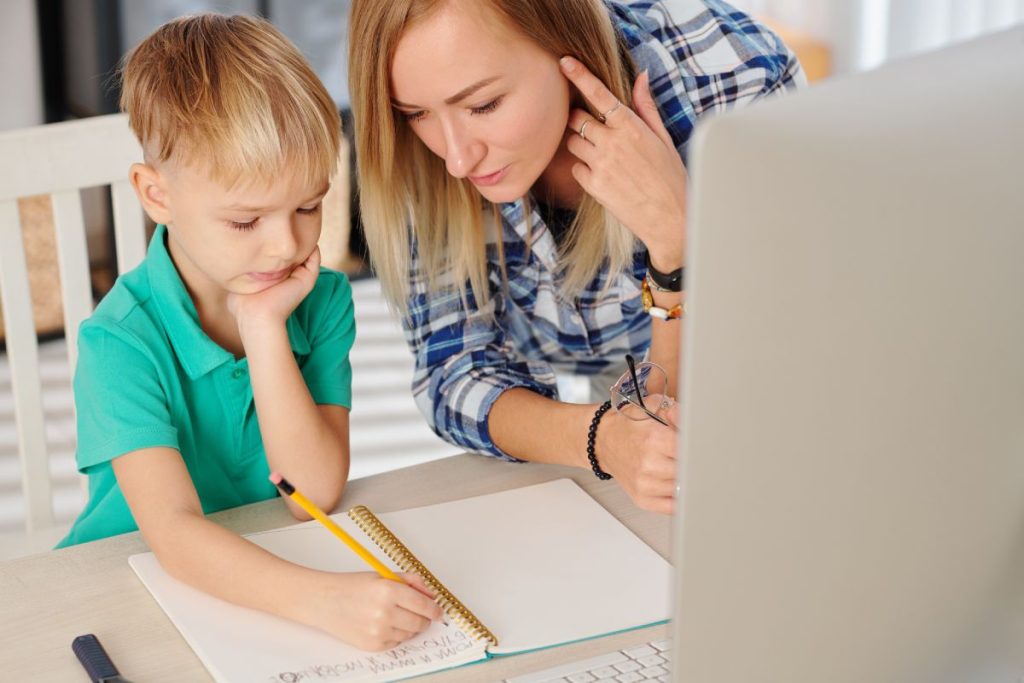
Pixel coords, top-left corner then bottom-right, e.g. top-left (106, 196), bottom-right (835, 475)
top-left (228, 246), bottom-right (321, 337)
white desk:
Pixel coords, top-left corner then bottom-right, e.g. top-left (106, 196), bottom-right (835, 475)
top-left (1, 454), bottom-right (670, 682)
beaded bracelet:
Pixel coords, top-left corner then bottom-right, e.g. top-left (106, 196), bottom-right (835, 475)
top-left (587, 400), bottom-right (614, 480)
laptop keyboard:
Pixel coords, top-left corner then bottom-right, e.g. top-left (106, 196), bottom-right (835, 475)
top-left (504, 639), bottom-right (672, 683)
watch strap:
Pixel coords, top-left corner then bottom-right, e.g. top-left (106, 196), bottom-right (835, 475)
top-left (644, 250), bottom-right (684, 292)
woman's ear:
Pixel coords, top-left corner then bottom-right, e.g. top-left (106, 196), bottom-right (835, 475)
top-left (129, 162), bottom-right (173, 225)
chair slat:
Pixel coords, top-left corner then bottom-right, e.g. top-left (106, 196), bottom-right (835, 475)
top-left (0, 115), bottom-right (142, 202)
top-left (110, 180), bottom-right (148, 275)
top-left (51, 190), bottom-right (95, 377)
top-left (0, 199), bottom-right (55, 531)
top-left (51, 192), bottom-right (96, 502)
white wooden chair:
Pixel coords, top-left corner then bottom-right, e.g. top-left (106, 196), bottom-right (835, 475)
top-left (0, 114), bottom-right (146, 555)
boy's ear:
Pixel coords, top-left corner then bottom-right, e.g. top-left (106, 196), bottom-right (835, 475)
top-left (129, 162), bottom-right (172, 225)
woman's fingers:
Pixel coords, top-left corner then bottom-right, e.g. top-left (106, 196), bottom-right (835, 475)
top-left (631, 70), bottom-right (675, 148)
top-left (559, 56), bottom-right (624, 124)
top-left (569, 162), bottom-right (594, 193)
top-left (567, 110), bottom-right (605, 146)
top-left (566, 128), bottom-right (599, 164)
top-left (641, 451), bottom-right (678, 482)
top-left (637, 495), bottom-right (675, 516)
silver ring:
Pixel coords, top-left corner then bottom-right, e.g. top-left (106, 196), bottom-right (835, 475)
top-left (599, 100), bottom-right (621, 122)
top-left (579, 119), bottom-right (590, 142)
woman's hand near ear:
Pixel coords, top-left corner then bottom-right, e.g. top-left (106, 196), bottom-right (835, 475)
top-left (560, 57), bottom-right (688, 273)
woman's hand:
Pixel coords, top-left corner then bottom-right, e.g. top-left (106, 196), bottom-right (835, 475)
top-left (304, 572), bottom-right (443, 651)
top-left (594, 401), bottom-right (679, 515)
top-left (559, 57), bottom-right (688, 272)
top-left (228, 245), bottom-right (321, 339)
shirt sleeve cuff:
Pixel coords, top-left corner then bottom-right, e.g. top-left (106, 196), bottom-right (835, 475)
top-left (306, 383), bottom-right (352, 410)
top-left (432, 370), bottom-right (559, 462)
top-left (76, 426), bottom-right (179, 473)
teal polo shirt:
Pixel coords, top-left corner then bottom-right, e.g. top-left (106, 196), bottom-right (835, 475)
top-left (57, 224), bottom-right (355, 547)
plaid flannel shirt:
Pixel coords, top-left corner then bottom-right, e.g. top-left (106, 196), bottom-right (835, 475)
top-left (402, 0), bottom-right (805, 459)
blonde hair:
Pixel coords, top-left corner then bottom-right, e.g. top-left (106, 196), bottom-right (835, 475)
top-left (120, 13), bottom-right (340, 188)
top-left (350, 0), bottom-right (636, 315)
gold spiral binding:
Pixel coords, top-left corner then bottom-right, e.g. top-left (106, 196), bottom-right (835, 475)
top-left (348, 505), bottom-right (499, 647)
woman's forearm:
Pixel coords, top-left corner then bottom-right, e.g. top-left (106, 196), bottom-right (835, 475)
top-left (488, 385), bottom-right (677, 515)
top-left (489, 388), bottom-right (595, 465)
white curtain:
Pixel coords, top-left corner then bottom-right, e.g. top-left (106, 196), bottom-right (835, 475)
top-left (740, 0), bottom-right (1024, 75)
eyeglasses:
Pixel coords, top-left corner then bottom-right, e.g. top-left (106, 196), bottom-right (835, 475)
top-left (610, 355), bottom-right (677, 429)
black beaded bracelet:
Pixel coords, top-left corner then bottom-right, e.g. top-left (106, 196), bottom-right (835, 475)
top-left (587, 400), bottom-right (614, 480)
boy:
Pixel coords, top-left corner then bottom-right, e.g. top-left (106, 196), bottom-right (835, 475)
top-left (57, 14), bottom-right (440, 651)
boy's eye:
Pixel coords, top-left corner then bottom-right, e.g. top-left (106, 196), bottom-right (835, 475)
top-left (297, 203), bottom-right (322, 216)
top-left (470, 96), bottom-right (503, 116)
top-left (230, 219), bottom-right (257, 231)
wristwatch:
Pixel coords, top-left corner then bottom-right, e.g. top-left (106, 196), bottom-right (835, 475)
top-left (641, 277), bottom-right (685, 320)
top-left (644, 251), bottom-right (684, 292)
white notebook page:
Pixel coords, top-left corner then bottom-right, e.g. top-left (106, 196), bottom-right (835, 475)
top-left (372, 478), bottom-right (673, 654)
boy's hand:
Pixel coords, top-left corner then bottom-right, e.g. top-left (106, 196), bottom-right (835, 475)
top-left (306, 572), bottom-right (444, 651)
top-left (228, 246), bottom-right (321, 337)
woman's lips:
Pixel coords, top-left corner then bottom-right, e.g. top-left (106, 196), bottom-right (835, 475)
top-left (469, 165), bottom-right (510, 187)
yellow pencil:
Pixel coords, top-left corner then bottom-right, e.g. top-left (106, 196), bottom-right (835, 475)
top-left (269, 472), bottom-right (401, 582)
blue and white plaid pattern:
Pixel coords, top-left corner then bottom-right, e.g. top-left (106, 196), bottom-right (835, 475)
top-left (402, 0), bottom-right (804, 459)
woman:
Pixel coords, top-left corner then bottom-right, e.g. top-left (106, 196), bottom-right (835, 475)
top-left (349, 0), bottom-right (803, 514)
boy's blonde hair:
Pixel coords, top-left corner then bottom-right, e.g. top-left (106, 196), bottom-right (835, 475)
top-left (120, 13), bottom-right (340, 187)
top-left (349, 0), bottom-right (636, 316)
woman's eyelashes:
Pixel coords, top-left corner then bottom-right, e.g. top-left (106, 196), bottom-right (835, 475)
top-left (399, 96), bottom-right (505, 122)
top-left (470, 96), bottom-right (503, 115)
top-left (227, 204), bottom-right (321, 232)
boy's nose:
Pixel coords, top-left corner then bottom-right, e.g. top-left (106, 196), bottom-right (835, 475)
top-left (267, 222), bottom-right (299, 260)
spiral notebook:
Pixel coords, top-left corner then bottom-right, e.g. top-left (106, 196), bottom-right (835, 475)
top-left (129, 478), bottom-right (673, 682)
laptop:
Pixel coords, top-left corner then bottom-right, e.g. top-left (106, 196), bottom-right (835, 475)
top-left (509, 25), bottom-right (1024, 683)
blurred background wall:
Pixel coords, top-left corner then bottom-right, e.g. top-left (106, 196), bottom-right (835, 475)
top-left (5, 1), bottom-right (1023, 131)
